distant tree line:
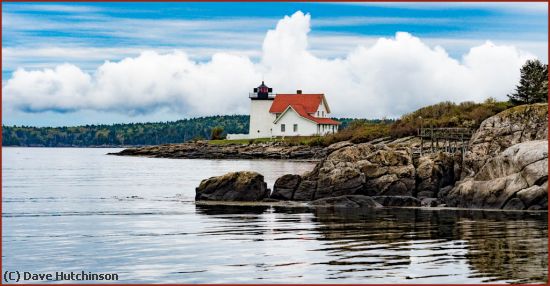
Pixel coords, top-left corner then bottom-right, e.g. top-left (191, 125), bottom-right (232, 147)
top-left (2, 115), bottom-right (369, 147)
top-left (3, 115), bottom-right (249, 147)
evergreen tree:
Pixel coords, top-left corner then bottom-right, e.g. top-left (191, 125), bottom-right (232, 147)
top-left (508, 59), bottom-right (548, 105)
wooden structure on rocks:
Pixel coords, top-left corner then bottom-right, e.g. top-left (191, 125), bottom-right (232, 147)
top-left (416, 127), bottom-right (474, 158)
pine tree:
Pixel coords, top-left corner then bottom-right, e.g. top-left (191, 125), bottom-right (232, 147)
top-left (508, 59), bottom-right (548, 105)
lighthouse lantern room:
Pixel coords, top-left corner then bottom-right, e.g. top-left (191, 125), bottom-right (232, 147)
top-left (249, 81), bottom-right (276, 138)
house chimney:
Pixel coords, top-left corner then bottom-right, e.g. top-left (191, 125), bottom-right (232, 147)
top-left (297, 90), bottom-right (302, 94)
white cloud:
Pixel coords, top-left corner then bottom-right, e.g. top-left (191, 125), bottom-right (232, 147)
top-left (4, 4), bottom-right (103, 13)
top-left (4, 51), bottom-right (259, 116)
top-left (2, 46), bottom-right (263, 74)
top-left (3, 11), bottom-right (537, 119)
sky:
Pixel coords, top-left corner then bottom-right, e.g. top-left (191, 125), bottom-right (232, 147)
top-left (2, 2), bottom-right (548, 127)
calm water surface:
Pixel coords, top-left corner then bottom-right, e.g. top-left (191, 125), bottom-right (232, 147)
top-left (2, 147), bottom-right (548, 283)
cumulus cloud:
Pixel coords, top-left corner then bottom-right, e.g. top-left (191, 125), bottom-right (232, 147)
top-left (5, 51), bottom-right (258, 116)
top-left (3, 11), bottom-right (536, 119)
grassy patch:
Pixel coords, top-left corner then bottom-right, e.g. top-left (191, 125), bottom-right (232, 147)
top-left (389, 99), bottom-right (513, 138)
top-left (279, 122), bottom-right (391, 147)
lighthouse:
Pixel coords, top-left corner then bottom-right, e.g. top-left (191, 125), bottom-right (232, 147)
top-left (248, 81), bottom-right (275, 138)
top-left (226, 81), bottom-right (340, 140)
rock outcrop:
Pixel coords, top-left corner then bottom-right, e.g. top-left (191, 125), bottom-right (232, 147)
top-left (415, 152), bottom-right (456, 199)
top-left (288, 138), bottom-right (453, 204)
top-left (272, 104), bottom-right (547, 210)
top-left (270, 174), bottom-right (302, 200)
top-left (293, 143), bottom-right (371, 200)
top-left (311, 195), bottom-right (383, 209)
top-left (191, 103), bottom-right (547, 211)
top-left (259, 136), bottom-right (459, 207)
top-left (111, 141), bottom-right (325, 160)
top-left (461, 103), bottom-right (548, 178)
top-left (360, 143), bottom-right (416, 196)
top-left (445, 140), bottom-right (548, 210)
top-left (371, 196), bottom-right (421, 207)
top-left (195, 171), bottom-right (270, 201)
top-left (445, 104), bottom-right (548, 210)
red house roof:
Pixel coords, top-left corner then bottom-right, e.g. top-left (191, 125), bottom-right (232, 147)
top-left (269, 94), bottom-right (328, 113)
top-left (271, 94), bottom-right (340, 125)
top-left (311, 117), bottom-right (341, 125)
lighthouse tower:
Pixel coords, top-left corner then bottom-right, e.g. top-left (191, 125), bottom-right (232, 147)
top-left (249, 81), bottom-right (275, 138)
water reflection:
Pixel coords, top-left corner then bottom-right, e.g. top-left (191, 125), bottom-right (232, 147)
top-left (3, 148), bottom-right (547, 283)
top-left (196, 205), bottom-right (548, 283)
top-left (196, 204), bottom-right (270, 216)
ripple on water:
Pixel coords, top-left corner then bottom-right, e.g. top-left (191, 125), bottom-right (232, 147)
top-left (2, 148), bottom-right (548, 283)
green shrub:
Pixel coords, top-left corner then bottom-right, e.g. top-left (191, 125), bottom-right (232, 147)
top-left (210, 126), bottom-right (225, 140)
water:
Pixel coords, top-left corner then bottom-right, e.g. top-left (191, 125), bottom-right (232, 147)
top-left (2, 147), bottom-right (548, 283)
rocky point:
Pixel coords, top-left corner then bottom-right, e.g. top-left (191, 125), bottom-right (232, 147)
top-left (190, 104), bottom-right (547, 211)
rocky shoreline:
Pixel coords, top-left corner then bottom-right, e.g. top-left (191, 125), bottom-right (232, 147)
top-left (109, 141), bottom-right (326, 160)
top-left (195, 104), bottom-right (548, 211)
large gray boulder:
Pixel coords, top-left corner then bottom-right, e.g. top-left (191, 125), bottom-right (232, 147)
top-left (270, 174), bottom-right (302, 200)
top-left (293, 180), bottom-right (317, 201)
top-left (292, 144), bottom-right (373, 200)
top-left (461, 103), bottom-right (548, 178)
top-left (445, 140), bottom-right (548, 210)
top-left (443, 104), bottom-right (548, 210)
top-left (195, 171), bottom-right (269, 201)
top-left (360, 145), bottom-right (416, 196)
top-left (315, 161), bottom-right (365, 199)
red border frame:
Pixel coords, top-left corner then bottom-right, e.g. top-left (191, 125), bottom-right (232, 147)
top-left (0, 1), bottom-right (548, 285)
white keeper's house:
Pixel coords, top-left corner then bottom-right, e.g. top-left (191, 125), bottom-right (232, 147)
top-left (229, 81), bottom-right (340, 139)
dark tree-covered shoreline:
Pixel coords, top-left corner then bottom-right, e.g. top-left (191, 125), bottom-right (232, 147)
top-left (2, 115), bottom-right (361, 147)
top-left (2, 115), bottom-right (249, 147)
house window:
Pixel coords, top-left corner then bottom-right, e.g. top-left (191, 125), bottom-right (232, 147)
top-left (321, 111), bottom-right (325, 117)
top-left (317, 111), bottom-right (319, 116)
top-left (281, 124), bottom-right (285, 132)
top-left (293, 124), bottom-right (298, 132)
